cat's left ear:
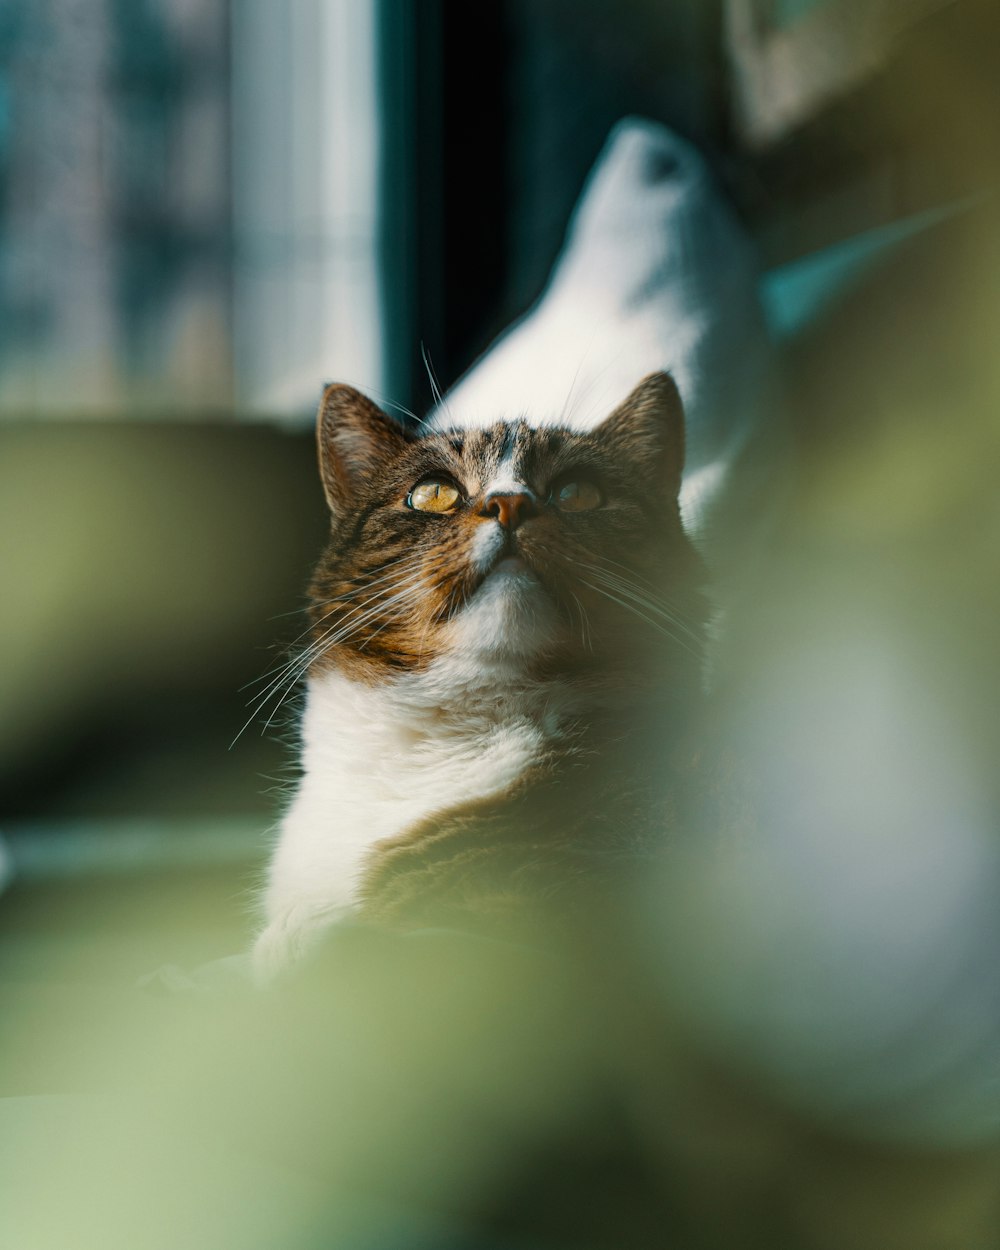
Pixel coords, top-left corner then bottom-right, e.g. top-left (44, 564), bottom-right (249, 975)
top-left (595, 372), bottom-right (685, 498)
top-left (316, 384), bottom-right (414, 513)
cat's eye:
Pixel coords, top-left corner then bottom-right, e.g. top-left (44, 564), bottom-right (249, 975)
top-left (408, 478), bottom-right (462, 513)
top-left (552, 479), bottom-right (603, 512)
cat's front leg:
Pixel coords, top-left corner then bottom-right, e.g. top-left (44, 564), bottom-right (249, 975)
top-left (252, 899), bottom-right (348, 983)
top-left (253, 799), bottom-right (361, 982)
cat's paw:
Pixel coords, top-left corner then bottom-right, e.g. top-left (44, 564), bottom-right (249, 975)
top-left (252, 907), bottom-right (342, 986)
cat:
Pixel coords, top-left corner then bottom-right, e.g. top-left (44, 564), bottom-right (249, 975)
top-left (253, 371), bottom-right (709, 979)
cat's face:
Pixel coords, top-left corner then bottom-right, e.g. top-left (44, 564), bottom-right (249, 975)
top-left (308, 373), bottom-right (705, 680)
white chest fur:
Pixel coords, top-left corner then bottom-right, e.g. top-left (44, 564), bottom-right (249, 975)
top-left (255, 658), bottom-right (581, 977)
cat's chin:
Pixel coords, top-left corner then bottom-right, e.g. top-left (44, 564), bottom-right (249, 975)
top-left (489, 555), bottom-right (531, 576)
top-left (446, 560), bottom-right (561, 660)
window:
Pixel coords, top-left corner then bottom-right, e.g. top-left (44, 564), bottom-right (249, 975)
top-left (0, 0), bottom-right (396, 421)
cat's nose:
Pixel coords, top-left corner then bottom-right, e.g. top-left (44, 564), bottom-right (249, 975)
top-left (481, 491), bottom-right (538, 531)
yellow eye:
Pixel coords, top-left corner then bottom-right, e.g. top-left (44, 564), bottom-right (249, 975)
top-left (553, 480), bottom-right (602, 512)
top-left (408, 478), bottom-right (461, 513)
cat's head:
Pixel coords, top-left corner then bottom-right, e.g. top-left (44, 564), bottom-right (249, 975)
top-left (307, 373), bottom-right (706, 681)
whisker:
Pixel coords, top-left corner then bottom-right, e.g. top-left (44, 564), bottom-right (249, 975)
top-left (297, 560), bottom-right (420, 640)
top-left (413, 560), bottom-right (459, 659)
top-left (421, 342), bottom-right (459, 428)
top-left (421, 341), bottom-right (445, 409)
top-left (306, 554), bottom-right (415, 612)
top-left (557, 333), bottom-right (605, 426)
top-left (577, 578), bottom-right (703, 658)
top-left (232, 566), bottom-right (429, 747)
top-left (266, 553), bottom-right (413, 622)
top-left (363, 385), bottom-right (421, 425)
top-left (574, 558), bottom-right (705, 645)
top-left (254, 586), bottom-right (427, 735)
top-left (570, 590), bottom-right (594, 653)
top-left (292, 571), bottom-right (429, 665)
top-left (350, 579), bottom-right (429, 652)
top-left (243, 557), bottom-right (419, 696)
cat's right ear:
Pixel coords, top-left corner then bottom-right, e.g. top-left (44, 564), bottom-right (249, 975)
top-left (316, 384), bottom-right (413, 514)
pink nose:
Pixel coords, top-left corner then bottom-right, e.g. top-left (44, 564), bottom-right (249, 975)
top-left (482, 491), bottom-right (537, 531)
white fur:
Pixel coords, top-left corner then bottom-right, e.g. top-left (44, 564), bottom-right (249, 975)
top-left (481, 449), bottom-right (532, 501)
top-left (448, 563), bottom-right (561, 660)
top-left (469, 522), bottom-right (502, 573)
top-left (255, 570), bottom-right (575, 980)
